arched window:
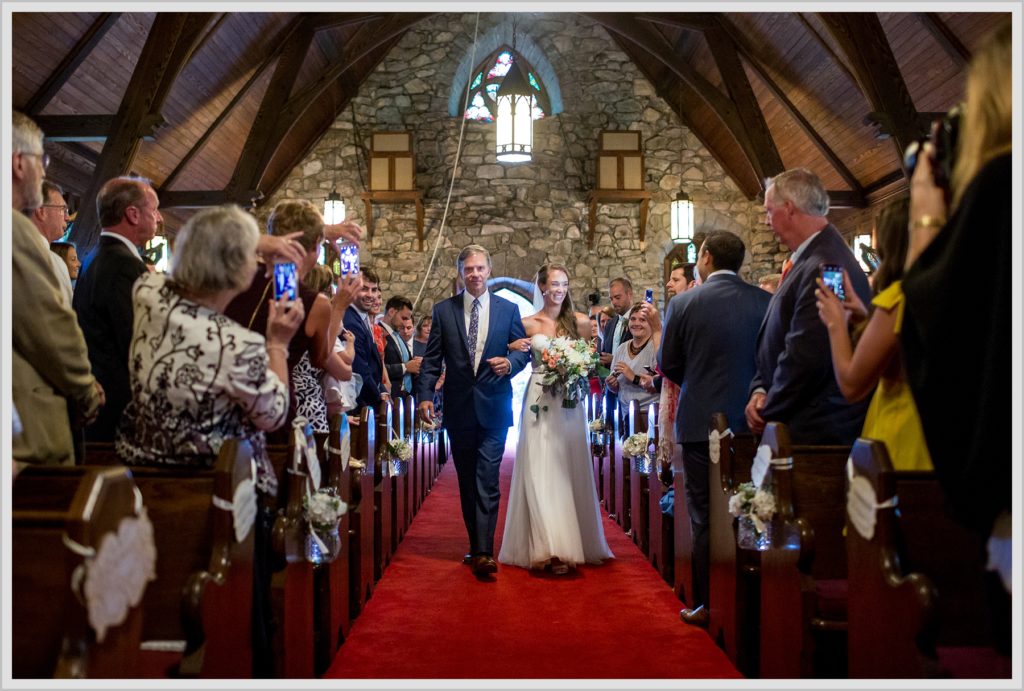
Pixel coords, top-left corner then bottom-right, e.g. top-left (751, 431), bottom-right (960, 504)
top-left (462, 46), bottom-right (551, 123)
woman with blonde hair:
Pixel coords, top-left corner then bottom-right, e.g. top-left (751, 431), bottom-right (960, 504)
top-left (900, 22), bottom-right (1011, 647)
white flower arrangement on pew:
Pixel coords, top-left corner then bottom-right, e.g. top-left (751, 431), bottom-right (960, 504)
top-left (588, 419), bottom-right (606, 433)
top-left (623, 432), bottom-right (654, 475)
top-left (385, 437), bottom-right (413, 477)
top-left (304, 488), bottom-right (348, 531)
top-left (728, 482), bottom-right (776, 536)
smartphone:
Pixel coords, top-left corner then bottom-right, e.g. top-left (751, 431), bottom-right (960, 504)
top-left (273, 262), bottom-right (298, 301)
top-left (643, 365), bottom-right (657, 375)
top-left (819, 263), bottom-right (846, 301)
top-left (644, 288), bottom-right (654, 304)
top-left (338, 242), bottom-right (360, 275)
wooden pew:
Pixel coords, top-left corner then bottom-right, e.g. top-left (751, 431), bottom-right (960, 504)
top-left (645, 402), bottom-right (673, 584)
top-left (269, 423), bottom-right (317, 678)
top-left (12, 466), bottom-right (145, 678)
top-left (706, 412), bottom-right (759, 677)
top-left (611, 402), bottom-right (636, 532)
top-left (587, 393), bottom-right (605, 505)
top-left (313, 413), bottom-right (354, 675)
top-left (25, 440), bottom-right (257, 678)
top-left (348, 406), bottom-right (377, 618)
top-left (628, 400), bottom-right (650, 552)
top-left (374, 401), bottom-right (394, 581)
top-left (758, 422), bottom-right (850, 679)
top-left (601, 400), bottom-right (618, 519)
top-left (846, 439), bottom-right (1010, 679)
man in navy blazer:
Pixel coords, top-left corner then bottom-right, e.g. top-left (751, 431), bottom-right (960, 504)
top-left (343, 267), bottom-right (388, 411)
top-left (417, 245), bottom-right (529, 577)
top-left (746, 168), bottom-right (871, 444)
top-left (73, 176), bottom-right (160, 441)
top-left (659, 231), bottom-right (770, 627)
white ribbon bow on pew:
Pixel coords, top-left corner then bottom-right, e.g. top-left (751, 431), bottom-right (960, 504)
top-left (845, 458), bottom-right (898, 541)
top-left (708, 428), bottom-right (733, 465)
top-left (210, 458), bottom-right (258, 544)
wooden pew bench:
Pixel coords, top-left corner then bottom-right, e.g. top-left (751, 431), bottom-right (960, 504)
top-left (846, 439), bottom-right (1011, 679)
top-left (12, 466), bottom-right (147, 678)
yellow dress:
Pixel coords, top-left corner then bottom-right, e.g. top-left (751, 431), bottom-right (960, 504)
top-left (861, 281), bottom-right (933, 471)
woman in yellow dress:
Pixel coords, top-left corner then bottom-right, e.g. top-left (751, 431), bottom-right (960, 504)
top-left (814, 198), bottom-right (932, 471)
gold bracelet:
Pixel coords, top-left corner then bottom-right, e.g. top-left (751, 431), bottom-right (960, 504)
top-left (911, 215), bottom-right (945, 230)
top-left (266, 344), bottom-right (288, 356)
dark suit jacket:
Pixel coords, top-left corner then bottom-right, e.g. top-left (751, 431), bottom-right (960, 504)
top-left (382, 325), bottom-right (412, 398)
top-left (72, 235), bottom-right (146, 441)
top-left (343, 307), bottom-right (386, 410)
top-left (600, 314), bottom-right (620, 358)
top-left (416, 291), bottom-right (529, 432)
top-left (750, 224), bottom-right (872, 444)
top-left (659, 273), bottom-right (770, 443)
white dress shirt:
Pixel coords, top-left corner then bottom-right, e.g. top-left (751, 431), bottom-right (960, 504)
top-left (463, 289), bottom-right (490, 372)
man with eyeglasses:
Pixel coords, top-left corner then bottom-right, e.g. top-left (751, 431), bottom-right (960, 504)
top-left (11, 111), bottom-right (104, 470)
top-left (73, 176), bottom-right (162, 442)
top-left (29, 180), bottom-right (74, 305)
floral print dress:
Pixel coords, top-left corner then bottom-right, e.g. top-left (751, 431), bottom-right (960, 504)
top-left (116, 273), bottom-right (289, 495)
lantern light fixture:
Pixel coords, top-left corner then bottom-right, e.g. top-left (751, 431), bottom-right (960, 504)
top-left (495, 21), bottom-right (533, 164)
top-left (670, 191), bottom-right (694, 245)
top-left (324, 188), bottom-right (346, 225)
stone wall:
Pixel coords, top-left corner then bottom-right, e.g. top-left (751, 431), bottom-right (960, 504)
top-left (264, 12), bottom-right (784, 315)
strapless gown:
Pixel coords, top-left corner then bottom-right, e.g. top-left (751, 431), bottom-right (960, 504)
top-left (498, 334), bottom-right (614, 568)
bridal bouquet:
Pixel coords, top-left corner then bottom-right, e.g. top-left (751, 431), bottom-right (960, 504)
top-left (530, 336), bottom-right (599, 415)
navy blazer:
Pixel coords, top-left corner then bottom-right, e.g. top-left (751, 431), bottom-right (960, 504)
top-left (343, 307), bottom-right (385, 410)
top-left (750, 225), bottom-right (872, 444)
top-left (73, 235), bottom-right (146, 440)
top-left (659, 273), bottom-right (770, 443)
top-left (382, 326), bottom-right (412, 398)
top-left (416, 291), bottom-right (529, 432)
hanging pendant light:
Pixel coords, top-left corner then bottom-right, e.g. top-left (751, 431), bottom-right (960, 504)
top-left (495, 21), bottom-right (532, 164)
top-left (670, 191), bottom-right (694, 245)
top-left (324, 187), bottom-right (346, 224)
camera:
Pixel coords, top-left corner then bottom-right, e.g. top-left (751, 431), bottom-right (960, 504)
top-left (903, 105), bottom-right (961, 196)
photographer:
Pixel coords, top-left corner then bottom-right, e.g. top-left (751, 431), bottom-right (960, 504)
top-left (901, 22), bottom-right (1011, 635)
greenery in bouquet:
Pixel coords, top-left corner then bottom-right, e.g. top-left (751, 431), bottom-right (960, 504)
top-left (622, 432), bottom-right (650, 458)
top-left (728, 481), bottom-right (775, 534)
top-left (304, 488), bottom-right (348, 530)
top-left (386, 438), bottom-right (413, 462)
top-left (530, 336), bottom-right (599, 416)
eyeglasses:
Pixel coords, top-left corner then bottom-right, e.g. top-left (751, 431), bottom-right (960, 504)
top-left (42, 204), bottom-right (68, 214)
top-left (21, 151), bottom-right (50, 170)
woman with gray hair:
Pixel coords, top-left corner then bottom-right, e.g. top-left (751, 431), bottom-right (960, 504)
top-left (115, 204), bottom-right (304, 495)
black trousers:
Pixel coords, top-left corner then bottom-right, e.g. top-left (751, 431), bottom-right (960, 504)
top-left (681, 440), bottom-right (711, 609)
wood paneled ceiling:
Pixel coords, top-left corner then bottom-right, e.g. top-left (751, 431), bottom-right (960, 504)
top-left (9, 11), bottom-right (1009, 250)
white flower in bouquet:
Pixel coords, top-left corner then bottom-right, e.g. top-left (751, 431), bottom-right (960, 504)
top-left (531, 337), bottom-right (599, 414)
top-left (728, 481), bottom-right (775, 534)
top-left (304, 488), bottom-right (347, 529)
top-left (386, 438), bottom-right (413, 462)
top-left (588, 419), bottom-right (605, 433)
top-left (622, 432), bottom-right (650, 458)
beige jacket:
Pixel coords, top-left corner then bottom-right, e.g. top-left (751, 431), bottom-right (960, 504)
top-left (11, 210), bottom-right (101, 465)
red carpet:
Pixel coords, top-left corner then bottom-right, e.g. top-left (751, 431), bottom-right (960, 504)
top-left (324, 442), bottom-right (742, 680)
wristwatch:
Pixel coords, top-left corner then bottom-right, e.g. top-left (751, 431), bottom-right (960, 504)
top-left (632, 374), bottom-right (641, 386)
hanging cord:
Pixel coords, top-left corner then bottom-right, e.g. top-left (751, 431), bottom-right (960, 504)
top-left (412, 12), bottom-right (480, 313)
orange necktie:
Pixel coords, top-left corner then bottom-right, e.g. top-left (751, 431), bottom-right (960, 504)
top-left (780, 257), bottom-right (794, 284)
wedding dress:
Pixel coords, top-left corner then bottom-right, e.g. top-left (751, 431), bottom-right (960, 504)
top-left (499, 334), bottom-right (614, 569)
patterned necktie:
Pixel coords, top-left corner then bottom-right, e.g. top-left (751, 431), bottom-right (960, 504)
top-left (468, 297), bottom-right (480, 370)
top-left (780, 257), bottom-right (794, 284)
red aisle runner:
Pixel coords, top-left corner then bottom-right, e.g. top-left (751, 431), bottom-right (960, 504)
top-left (325, 444), bottom-right (742, 680)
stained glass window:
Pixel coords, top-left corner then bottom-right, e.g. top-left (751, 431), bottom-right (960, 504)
top-left (463, 46), bottom-right (550, 123)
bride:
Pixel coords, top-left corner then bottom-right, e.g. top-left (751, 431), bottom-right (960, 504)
top-left (498, 263), bottom-right (614, 575)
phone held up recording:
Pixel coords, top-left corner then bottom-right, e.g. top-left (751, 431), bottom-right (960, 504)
top-left (273, 262), bottom-right (298, 302)
top-left (819, 263), bottom-right (846, 302)
top-left (644, 288), bottom-right (654, 304)
top-left (338, 242), bottom-right (360, 275)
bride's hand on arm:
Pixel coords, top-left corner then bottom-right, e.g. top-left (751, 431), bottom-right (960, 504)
top-left (508, 337), bottom-right (531, 353)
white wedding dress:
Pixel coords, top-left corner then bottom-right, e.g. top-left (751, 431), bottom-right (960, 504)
top-left (499, 334), bottom-right (614, 569)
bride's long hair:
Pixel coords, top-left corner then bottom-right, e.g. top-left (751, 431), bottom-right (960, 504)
top-left (535, 263), bottom-right (578, 338)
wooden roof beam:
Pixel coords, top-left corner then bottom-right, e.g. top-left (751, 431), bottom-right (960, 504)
top-left (703, 18), bottom-right (784, 182)
top-left (816, 13), bottom-right (921, 166)
top-left (717, 17), bottom-right (865, 194)
top-left (916, 13), bottom-right (971, 68)
top-left (37, 113), bottom-right (164, 142)
top-left (159, 190), bottom-right (241, 208)
top-left (23, 12), bottom-right (121, 115)
top-left (69, 13), bottom-right (218, 253)
top-left (307, 13), bottom-right (387, 32)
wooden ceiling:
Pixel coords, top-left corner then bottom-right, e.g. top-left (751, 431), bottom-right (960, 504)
top-left (10, 10), bottom-right (1009, 250)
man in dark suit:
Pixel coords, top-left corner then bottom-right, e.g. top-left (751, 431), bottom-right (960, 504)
top-left (343, 267), bottom-right (388, 411)
top-left (659, 231), bottom-right (771, 628)
top-left (417, 245), bottom-right (529, 577)
top-left (745, 168), bottom-right (871, 444)
top-left (599, 276), bottom-right (634, 426)
top-left (381, 294), bottom-right (421, 399)
top-left (73, 176), bottom-right (160, 441)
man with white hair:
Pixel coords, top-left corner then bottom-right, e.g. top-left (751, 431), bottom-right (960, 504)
top-left (11, 111), bottom-right (103, 468)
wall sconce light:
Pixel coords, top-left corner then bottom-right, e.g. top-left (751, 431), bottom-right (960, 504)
top-left (324, 187), bottom-right (346, 224)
